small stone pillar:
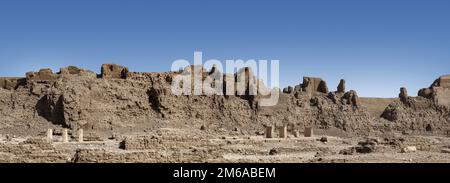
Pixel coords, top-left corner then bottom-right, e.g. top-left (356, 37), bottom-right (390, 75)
top-left (265, 126), bottom-right (274, 138)
top-left (62, 129), bottom-right (69, 143)
top-left (47, 129), bottom-right (53, 141)
top-left (279, 125), bottom-right (287, 138)
top-left (337, 79), bottom-right (346, 93)
top-left (78, 129), bottom-right (84, 142)
top-left (399, 87), bottom-right (408, 103)
top-left (304, 127), bottom-right (313, 137)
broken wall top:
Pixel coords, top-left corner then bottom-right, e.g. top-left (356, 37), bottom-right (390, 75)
top-left (301, 77), bottom-right (329, 94)
top-left (432, 75), bottom-right (450, 88)
top-left (0, 77), bottom-right (25, 90)
top-left (101, 64), bottom-right (129, 79)
top-left (26, 66), bottom-right (96, 82)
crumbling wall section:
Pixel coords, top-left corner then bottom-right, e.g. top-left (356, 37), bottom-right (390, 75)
top-left (26, 68), bottom-right (59, 81)
top-left (301, 77), bottom-right (329, 94)
top-left (381, 98), bottom-right (449, 133)
top-left (6, 64), bottom-right (446, 138)
top-left (418, 75), bottom-right (450, 108)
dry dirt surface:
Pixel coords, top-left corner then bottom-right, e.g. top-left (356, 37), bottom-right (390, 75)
top-left (0, 64), bottom-right (449, 163)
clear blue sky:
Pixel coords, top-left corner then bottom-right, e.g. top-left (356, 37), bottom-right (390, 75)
top-left (1, 0), bottom-right (449, 97)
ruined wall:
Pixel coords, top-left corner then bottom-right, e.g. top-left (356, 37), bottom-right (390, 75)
top-left (432, 75), bottom-right (450, 107)
top-left (284, 77), bottom-right (333, 95)
top-left (432, 75), bottom-right (450, 88)
top-left (120, 136), bottom-right (211, 150)
top-left (26, 68), bottom-right (59, 81)
top-left (381, 98), bottom-right (449, 133)
top-left (0, 87), bottom-right (56, 136)
top-left (1, 65), bottom-right (263, 135)
top-left (434, 87), bottom-right (450, 107)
